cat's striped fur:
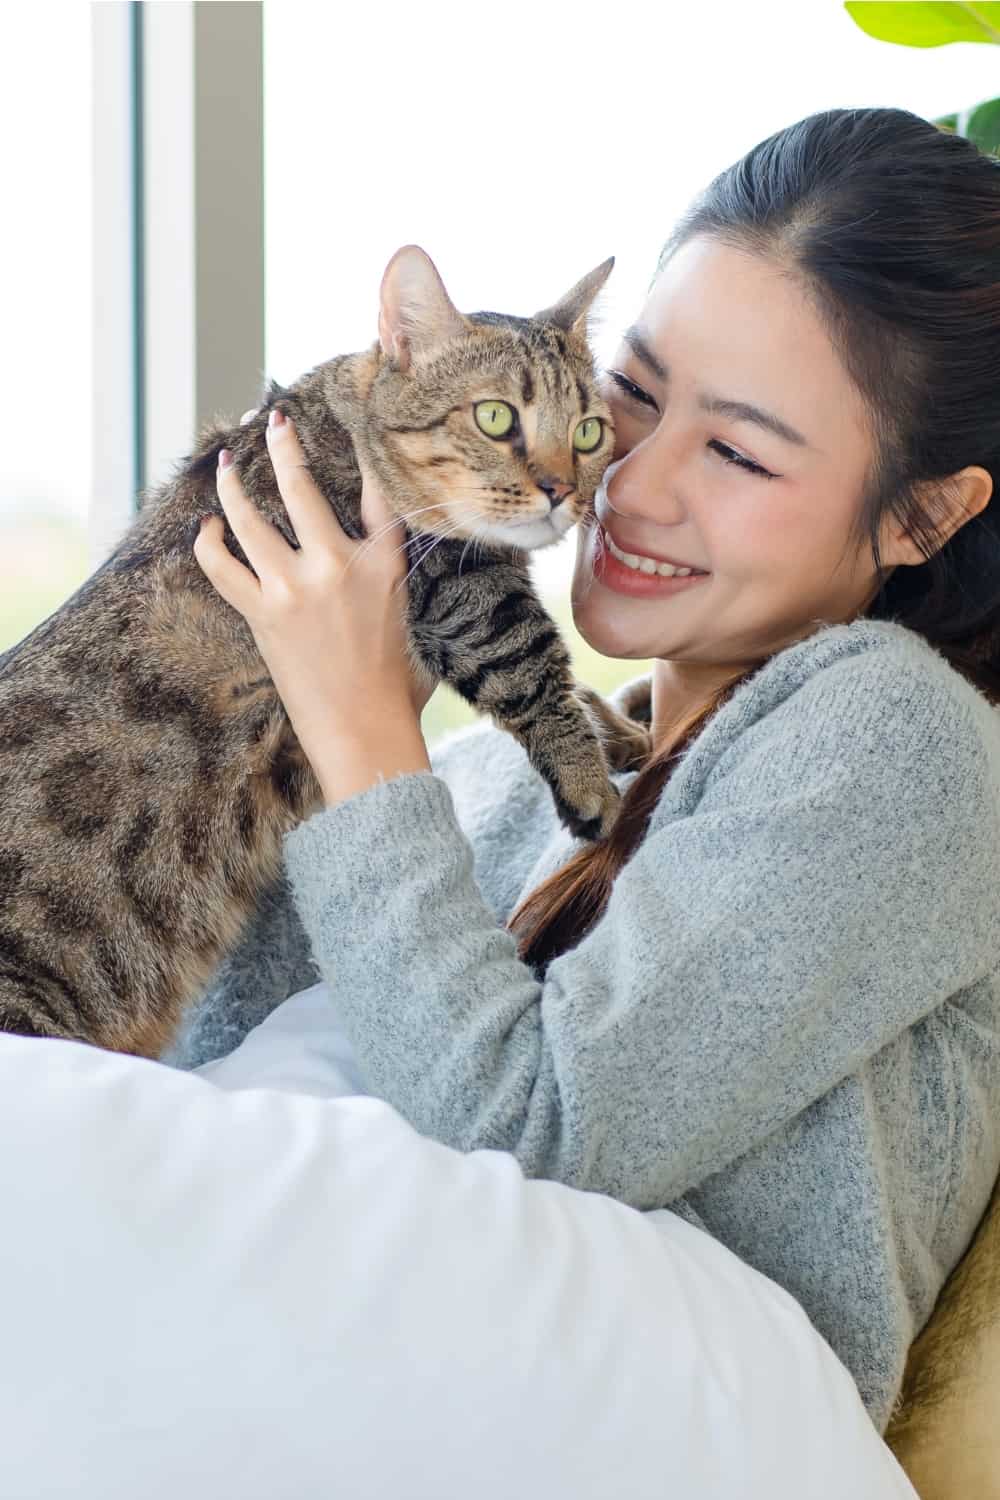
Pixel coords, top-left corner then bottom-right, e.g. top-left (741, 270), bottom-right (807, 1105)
top-left (0, 248), bottom-right (648, 1055)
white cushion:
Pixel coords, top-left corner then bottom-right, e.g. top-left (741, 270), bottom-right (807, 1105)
top-left (0, 986), bottom-right (917, 1499)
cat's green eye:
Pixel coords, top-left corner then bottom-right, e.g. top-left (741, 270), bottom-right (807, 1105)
top-left (573, 417), bottom-right (604, 453)
top-left (474, 400), bottom-right (516, 439)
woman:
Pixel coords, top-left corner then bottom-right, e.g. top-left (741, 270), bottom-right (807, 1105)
top-left (183, 106), bottom-right (1000, 1466)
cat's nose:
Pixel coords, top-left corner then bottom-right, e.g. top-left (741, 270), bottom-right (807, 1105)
top-left (535, 478), bottom-right (574, 509)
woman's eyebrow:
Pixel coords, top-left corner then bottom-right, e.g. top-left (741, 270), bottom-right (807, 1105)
top-left (622, 326), bottom-right (667, 381)
top-left (621, 325), bottom-right (812, 449)
top-left (700, 394), bottom-right (810, 448)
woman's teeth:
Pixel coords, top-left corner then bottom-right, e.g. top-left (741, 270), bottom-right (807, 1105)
top-left (604, 528), bottom-right (701, 577)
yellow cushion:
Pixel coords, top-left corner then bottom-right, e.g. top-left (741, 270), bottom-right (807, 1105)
top-left (886, 1178), bottom-right (1000, 1497)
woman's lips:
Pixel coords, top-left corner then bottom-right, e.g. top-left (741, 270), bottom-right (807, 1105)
top-left (602, 523), bottom-right (706, 575)
top-left (591, 525), bottom-right (712, 598)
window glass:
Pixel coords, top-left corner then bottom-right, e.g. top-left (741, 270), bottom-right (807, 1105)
top-left (1, 4), bottom-right (91, 652)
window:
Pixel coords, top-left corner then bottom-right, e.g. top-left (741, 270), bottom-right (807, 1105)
top-left (1, 2), bottom-right (93, 653)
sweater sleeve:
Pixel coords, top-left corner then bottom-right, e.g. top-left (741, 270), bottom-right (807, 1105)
top-left (281, 657), bottom-right (999, 1210)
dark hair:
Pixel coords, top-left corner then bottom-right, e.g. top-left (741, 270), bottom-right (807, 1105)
top-left (509, 106), bottom-right (1000, 975)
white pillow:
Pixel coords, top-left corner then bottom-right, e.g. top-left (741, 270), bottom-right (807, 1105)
top-left (0, 989), bottom-right (917, 1500)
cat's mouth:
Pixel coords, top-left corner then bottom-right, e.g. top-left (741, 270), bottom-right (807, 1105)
top-left (473, 510), bottom-right (576, 552)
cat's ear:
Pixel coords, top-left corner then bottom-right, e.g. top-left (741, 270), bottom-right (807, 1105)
top-left (534, 257), bottom-right (615, 337)
top-left (378, 246), bottom-right (468, 372)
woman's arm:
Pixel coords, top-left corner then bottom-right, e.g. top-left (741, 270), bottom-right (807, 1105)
top-left (279, 655), bottom-right (999, 1209)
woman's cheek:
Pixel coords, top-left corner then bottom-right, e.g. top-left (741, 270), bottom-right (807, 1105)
top-left (610, 417), bottom-right (642, 463)
top-left (598, 386), bottom-right (650, 462)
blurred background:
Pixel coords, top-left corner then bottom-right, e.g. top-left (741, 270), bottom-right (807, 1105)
top-left (2, 0), bottom-right (998, 744)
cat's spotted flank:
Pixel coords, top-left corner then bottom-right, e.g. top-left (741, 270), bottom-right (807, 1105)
top-left (0, 246), bottom-right (649, 1054)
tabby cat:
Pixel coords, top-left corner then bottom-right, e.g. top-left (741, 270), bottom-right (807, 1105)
top-left (0, 246), bottom-right (650, 1057)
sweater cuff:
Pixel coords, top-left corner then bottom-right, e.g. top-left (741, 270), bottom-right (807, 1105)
top-left (282, 770), bottom-right (469, 931)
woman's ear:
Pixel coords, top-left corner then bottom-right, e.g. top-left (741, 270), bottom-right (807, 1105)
top-left (377, 246), bottom-right (468, 372)
top-left (946, 466), bottom-right (993, 537)
top-left (887, 467), bottom-right (994, 565)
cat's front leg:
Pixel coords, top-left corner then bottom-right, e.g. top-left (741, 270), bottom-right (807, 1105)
top-left (512, 678), bottom-right (622, 842)
top-left (425, 591), bottom-right (621, 843)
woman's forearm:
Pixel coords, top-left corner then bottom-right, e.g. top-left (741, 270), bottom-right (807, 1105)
top-left (298, 710), bottom-right (432, 808)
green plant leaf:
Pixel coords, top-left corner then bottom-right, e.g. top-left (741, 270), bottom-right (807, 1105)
top-left (957, 96), bottom-right (1000, 151)
top-left (845, 2), bottom-right (1000, 47)
top-left (933, 112), bottom-right (959, 131)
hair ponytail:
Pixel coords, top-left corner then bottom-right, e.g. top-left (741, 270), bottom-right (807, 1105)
top-left (507, 672), bottom-right (746, 973)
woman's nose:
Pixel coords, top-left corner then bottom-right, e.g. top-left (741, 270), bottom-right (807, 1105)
top-left (605, 445), bottom-right (687, 526)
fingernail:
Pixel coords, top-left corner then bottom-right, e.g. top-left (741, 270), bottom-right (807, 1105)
top-left (218, 449), bottom-right (233, 469)
top-left (268, 408), bottom-right (286, 430)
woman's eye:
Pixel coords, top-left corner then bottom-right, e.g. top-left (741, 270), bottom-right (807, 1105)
top-left (607, 371), bottom-right (657, 410)
top-left (708, 440), bottom-right (776, 480)
top-left (607, 371), bottom-right (776, 478)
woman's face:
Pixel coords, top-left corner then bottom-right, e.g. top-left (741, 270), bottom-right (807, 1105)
top-left (570, 235), bottom-right (885, 670)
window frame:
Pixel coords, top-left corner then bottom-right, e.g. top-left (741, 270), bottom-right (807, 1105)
top-left (89, 0), bottom-right (265, 564)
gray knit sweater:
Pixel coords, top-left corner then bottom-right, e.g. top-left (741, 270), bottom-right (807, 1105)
top-left (166, 617), bottom-right (1000, 1435)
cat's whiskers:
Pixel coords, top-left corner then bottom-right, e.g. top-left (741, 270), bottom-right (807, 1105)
top-left (340, 501), bottom-right (464, 575)
top-left (391, 509), bottom-right (471, 576)
top-left (344, 484), bottom-right (559, 585)
top-left (456, 534), bottom-right (491, 577)
top-left (397, 518), bottom-right (470, 593)
top-left (572, 512), bottom-right (606, 602)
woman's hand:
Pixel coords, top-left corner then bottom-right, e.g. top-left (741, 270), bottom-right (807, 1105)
top-left (193, 409), bottom-right (434, 806)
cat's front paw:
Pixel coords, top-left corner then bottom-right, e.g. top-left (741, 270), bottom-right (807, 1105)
top-left (552, 774), bottom-right (621, 843)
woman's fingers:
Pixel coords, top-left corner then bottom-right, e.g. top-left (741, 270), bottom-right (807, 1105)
top-left (200, 415), bottom-right (408, 621)
top-left (215, 451), bottom-right (294, 579)
top-left (192, 516), bottom-right (261, 614)
top-left (264, 412), bottom-right (347, 556)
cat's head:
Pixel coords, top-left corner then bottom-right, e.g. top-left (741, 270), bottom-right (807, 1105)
top-left (349, 246), bottom-right (616, 551)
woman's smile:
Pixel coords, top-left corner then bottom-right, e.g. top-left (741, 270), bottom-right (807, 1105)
top-left (591, 522), bottom-right (713, 598)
